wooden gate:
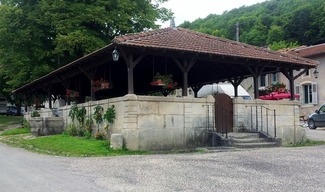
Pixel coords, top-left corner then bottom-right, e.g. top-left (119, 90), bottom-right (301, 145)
top-left (214, 93), bottom-right (233, 133)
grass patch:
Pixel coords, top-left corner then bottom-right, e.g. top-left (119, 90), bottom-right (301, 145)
top-left (0, 116), bottom-right (23, 129)
top-left (285, 139), bottom-right (325, 147)
top-left (0, 127), bottom-right (30, 136)
top-left (0, 134), bottom-right (149, 157)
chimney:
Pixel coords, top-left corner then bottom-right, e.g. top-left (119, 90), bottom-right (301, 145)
top-left (170, 17), bottom-right (176, 28)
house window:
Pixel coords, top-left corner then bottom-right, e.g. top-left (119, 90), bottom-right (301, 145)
top-left (271, 73), bottom-right (278, 84)
top-left (300, 83), bottom-right (318, 105)
top-left (303, 84), bottom-right (312, 104)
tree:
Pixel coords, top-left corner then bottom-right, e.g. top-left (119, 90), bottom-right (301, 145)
top-left (179, 0), bottom-right (324, 46)
top-left (0, 0), bottom-right (172, 100)
top-left (267, 25), bottom-right (285, 45)
top-left (269, 41), bottom-right (299, 51)
top-left (284, 4), bottom-right (317, 45)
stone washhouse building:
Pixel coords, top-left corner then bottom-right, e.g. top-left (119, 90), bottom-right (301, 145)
top-left (14, 27), bottom-right (319, 150)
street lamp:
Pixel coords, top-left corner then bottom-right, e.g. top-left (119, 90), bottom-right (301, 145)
top-left (112, 48), bottom-right (119, 62)
top-left (313, 67), bottom-right (319, 79)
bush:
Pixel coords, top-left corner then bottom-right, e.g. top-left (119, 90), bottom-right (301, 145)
top-left (31, 111), bottom-right (40, 117)
top-left (22, 119), bottom-right (31, 129)
top-left (63, 124), bottom-right (78, 136)
top-left (95, 132), bottom-right (106, 140)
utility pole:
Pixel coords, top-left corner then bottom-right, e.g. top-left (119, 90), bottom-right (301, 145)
top-left (236, 22), bottom-right (240, 42)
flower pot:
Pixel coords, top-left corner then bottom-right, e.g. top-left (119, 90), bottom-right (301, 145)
top-left (101, 82), bottom-right (109, 89)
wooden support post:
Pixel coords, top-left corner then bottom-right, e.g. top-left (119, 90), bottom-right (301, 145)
top-left (120, 48), bottom-right (144, 94)
top-left (191, 84), bottom-right (203, 98)
top-left (228, 76), bottom-right (244, 98)
top-left (281, 68), bottom-right (295, 100)
top-left (248, 65), bottom-right (265, 99)
top-left (41, 85), bottom-right (53, 109)
top-left (78, 67), bottom-right (97, 101)
top-left (173, 58), bottom-right (196, 97)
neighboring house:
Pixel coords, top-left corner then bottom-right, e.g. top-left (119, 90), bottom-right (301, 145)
top-left (241, 44), bottom-right (324, 118)
top-left (285, 44), bottom-right (325, 117)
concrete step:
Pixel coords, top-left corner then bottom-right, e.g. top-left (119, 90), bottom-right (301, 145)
top-left (232, 138), bottom-right (267, 143)
top-left (227, 132), bottom-right (260, 139)
top-left (232, 142), bottom-right (278, 148)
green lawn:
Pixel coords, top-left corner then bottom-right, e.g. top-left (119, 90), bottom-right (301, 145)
top-left (0, 127), bottom-right (149, 157)
top-left (20, 135), bottom-right (114, 156)
top-left (0, 115), bottom-right (23, 130)
top-left (0, 128), bottom-right (30, 136)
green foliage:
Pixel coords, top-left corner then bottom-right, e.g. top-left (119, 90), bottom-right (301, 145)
top-left (85, 117), bottom-right (93, 132)
top-left (95, 132), bottom-right (106, 140)
top-left (83, 130), bottom-right (92, 139)
top-left (68, 104), bottom-right (78, 123)
top-left (179, 0), bottom-right (325, 47)
top-left (104, 105), bottom-right (116, 124)
top-left (93, 105), bottom-right (103, 125)
top-left (77, 106), bottom-right (87, 127)
top-left (20, 135), bottom-right (112, 156)
top-left (22, 119), bottom-right (31, 129)
top-left (267, 25), bottom-right (285, 45)
top-left (67, 105), bottom-right (89, 136)
top-left (64, 124), bottom-right (78, 136)
top-left (31, 111), bottom-right (40, 117)
top-left (0, 128), bottom-right (30, 136)
top-left (0, 134), bottom-right (149, 156)
top-left (0, 116), bottom-right (23, 125)
top-left (269, 41), bottom-right (299, 51)
top-left (0, 0), bottom-right (173, 99)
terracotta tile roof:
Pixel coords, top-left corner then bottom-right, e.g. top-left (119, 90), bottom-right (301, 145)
top-left (285, 43), bottom-right (325, 58)
top-left (113, 27), bottom-right (318, 66)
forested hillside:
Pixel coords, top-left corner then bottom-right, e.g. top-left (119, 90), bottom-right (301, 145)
top-left (179, 0), bottom-right (325, 48)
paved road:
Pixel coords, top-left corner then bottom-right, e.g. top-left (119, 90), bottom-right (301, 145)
top-left (1, 143), bottom-right (325, 192)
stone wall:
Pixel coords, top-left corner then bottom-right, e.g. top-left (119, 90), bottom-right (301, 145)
top-left (120, 94), bottom-right (215, 150)
top-left (25, 95), bottom-right (305, 148)
top-left (25, 94), bottom-right (215, 151)
top-left (233, 97), bottom-right (305, 145)
top-left (29, 117), bottom-right (64, 136)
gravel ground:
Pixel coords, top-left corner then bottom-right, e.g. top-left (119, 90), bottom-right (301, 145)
top-left (69, 146), bottom-right (325, 192)
top-left (1, 142), bottom-right (325, 192)
top-left (304, 127), bottom-right (325, 141)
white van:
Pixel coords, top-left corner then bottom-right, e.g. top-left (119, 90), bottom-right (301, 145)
top-left (197, 83), bottom-right (252, 100)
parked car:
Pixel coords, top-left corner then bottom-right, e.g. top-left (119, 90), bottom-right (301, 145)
top-left (6, 106), bottom-right (17, 116)
top-left (308, 104), bottom-right (325, 129)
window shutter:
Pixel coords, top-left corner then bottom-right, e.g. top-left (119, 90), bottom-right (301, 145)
top-left (295, 85), bottom-right (301, 101)
top-left (312, 83), bottom-right (318, 105)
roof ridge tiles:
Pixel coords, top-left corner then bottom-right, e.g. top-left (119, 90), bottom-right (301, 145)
top-left (111, 27), bottom-right (318, 66)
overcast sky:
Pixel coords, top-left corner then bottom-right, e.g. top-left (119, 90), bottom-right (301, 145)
top-left (159, 0), bottom-right (267, 27)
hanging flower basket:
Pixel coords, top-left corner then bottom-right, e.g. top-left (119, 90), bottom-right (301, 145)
top-left (101, 82), bottom-right (109, 89)
top-left (151, 79), bottom-right (165, 86)
top-left (93, 79), bottom-right (110, 92)
top-left (266, 82), bottom-right (286, 93)
top-left (150, 72), bottom-right (177, 89)
top-left (66, 89), bottom-right (79, 98)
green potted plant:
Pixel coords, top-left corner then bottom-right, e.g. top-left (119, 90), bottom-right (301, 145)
top-left (103, 105), bottom-right (116, 134)
top-left (93, 105), bottom-right (103, 133)
top-left (151, 73), bottom-right (177, 96)
top-left (151, 72), bottom-right (173, 87)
